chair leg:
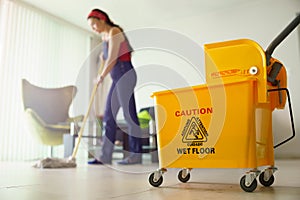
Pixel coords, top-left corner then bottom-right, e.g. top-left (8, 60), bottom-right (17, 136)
top-left (63, 134), bottom-right (76, 158)
top-left (49, 146), bottom-right (54, 157)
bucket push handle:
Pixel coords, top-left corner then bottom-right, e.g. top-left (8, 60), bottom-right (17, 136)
top-left (267, 88), bottom-right (296, 148)
top-left (265, 14), bottom-right (300, 65)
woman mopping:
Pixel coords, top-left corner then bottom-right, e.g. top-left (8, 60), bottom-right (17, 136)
top-left (87, 9), bottom-right (142, 165)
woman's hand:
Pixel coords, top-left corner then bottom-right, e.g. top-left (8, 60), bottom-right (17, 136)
top-left (95, 74), bottom-right (104, 86)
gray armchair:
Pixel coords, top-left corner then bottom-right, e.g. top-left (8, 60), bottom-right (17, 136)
top-left (21, 79), bottom-right (83, 155)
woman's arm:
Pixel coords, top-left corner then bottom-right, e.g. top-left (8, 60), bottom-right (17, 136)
top-left (98, 27), bottom-right (125, 83)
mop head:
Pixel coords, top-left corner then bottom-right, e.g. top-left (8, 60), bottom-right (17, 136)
top-left (33, 157), bottom-right (76, 168)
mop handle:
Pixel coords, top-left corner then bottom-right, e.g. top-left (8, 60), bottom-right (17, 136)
top-left (71, 62), bottom-right (104, 158)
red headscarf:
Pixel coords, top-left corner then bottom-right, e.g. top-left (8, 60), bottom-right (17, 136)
top-left (87, 10), bottom-right (107, 21)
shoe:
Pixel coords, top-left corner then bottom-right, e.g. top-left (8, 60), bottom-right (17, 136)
top-left (117, 154), bottom-right (142, 165)
top-left (87, 159), bottom-right (104, 165)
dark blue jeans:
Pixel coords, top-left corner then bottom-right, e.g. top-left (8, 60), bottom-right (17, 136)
top-left (100, 61), bottom-right (142, 163)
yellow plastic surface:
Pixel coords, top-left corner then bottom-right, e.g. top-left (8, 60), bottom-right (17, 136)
top-left (204, 39), bottom-right (267, 103)
top-left (151, 39), bottom-right (285, 169)
top-left (153, 79), bottom-right (274, 169)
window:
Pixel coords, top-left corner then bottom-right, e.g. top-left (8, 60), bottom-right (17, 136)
top-left (0, 0), bottom-right (91, 161)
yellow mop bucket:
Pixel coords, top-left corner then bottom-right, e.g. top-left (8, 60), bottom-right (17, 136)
top-left (153, 39), bottom-right (274, 169)
top-left (148, 15), bottom-right (298, 192)
top-left (154, 39), bottom-right (274, 169)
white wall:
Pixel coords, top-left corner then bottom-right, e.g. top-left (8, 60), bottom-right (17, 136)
top-left (121, 0), bottom-right (300, 158)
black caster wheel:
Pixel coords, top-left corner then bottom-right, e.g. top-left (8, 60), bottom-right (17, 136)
top-left (259, 172), bottom-right (275, 187)
top-left (178, 169), bottom-right (190, 183)
top-left (240, 175), bottom-right (257, 192)
top-left (149, 172), bottom-right (163, 187)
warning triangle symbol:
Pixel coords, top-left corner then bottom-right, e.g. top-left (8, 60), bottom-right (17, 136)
top-left (182, 117), bottom-right (208, 143)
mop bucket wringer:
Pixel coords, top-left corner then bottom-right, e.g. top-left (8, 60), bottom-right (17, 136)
top-left (148, 15), bottom-right (298, 192)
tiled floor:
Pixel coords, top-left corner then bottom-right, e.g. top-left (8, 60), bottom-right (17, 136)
top-left (0, 158), bottom-right (299, 200)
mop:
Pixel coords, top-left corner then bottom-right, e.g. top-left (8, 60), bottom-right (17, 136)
top-left (33, 63), bottom-right (104, 168)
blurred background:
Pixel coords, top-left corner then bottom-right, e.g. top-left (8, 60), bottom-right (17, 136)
top-left (0, 0), bottom-right (299, 161)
